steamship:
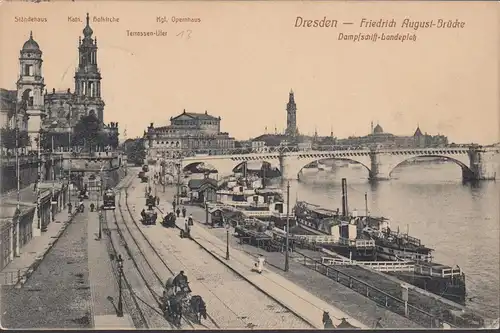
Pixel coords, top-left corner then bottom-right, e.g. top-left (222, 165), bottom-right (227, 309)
top-left (293, 178), bottom-right (466, 304)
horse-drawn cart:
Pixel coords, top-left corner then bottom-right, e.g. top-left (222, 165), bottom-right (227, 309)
top-left (141, 209), bottom-right (158, 225)
top-left (159, 276), bottom-right (207, 326)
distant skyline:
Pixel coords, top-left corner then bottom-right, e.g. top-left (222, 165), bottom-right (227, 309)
top-left (1, 1), bottom-right (498, 144)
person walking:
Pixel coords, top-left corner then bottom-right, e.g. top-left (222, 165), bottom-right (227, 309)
top-left (176, 207), bottom-right (181, 217)
top-left (182, 207), bottom-right (187, 218)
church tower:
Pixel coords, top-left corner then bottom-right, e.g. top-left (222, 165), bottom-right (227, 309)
top-left (17, 31), bottom-right (45, 149)
top-left (74, 13), bottom-right (105, 122)
top-left (285, 89), bottom-right (297, 137)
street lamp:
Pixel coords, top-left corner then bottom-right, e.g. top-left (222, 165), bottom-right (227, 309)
top-left (284, 181), bottom-right (290, 272)
top-left (205, 201), bottom-right (209, 225)
top-left (116, 254), bottom-right (124, 317)
top-left (175, 161), bottom-right (181, 207)
top-left (97, 164), bottom-right (105, 240)
top-left (225, 222), bottom-right (230, 260)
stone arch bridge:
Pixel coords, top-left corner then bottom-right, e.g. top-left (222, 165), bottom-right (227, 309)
top-left (180, 147), bottom-right (499, 181)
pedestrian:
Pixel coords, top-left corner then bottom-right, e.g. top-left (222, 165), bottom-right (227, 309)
top-left (176, 207), bottom-right (180, 217)
top-left (173, 201), bottom-right (176, 210)
top-left (254, 255), bottom-right (265, 274)
top-left (156, 196), bottom-right (160, 205)
top-left (68, 202), bottom-right (73, 214)
top-left (182, 207), bottom-right (186, 218)
top-left (188, 214), bottom-right (193, 226)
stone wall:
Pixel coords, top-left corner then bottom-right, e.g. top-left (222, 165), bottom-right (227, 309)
top-left (0, 163), bottom-right (39, 194)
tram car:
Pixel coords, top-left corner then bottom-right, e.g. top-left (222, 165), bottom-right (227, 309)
top-left (103, 190), bottom-right (116, 210)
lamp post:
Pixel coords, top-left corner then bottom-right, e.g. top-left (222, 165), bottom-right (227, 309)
top-left (175, 161), bottom-right (181, 207)
top-left (205, 201), bottom-right (209, 225)
top-left (225, 222), bottom-right (230, 260)
top-left (116, 254), bottom-right (124, 317)
top-left (97, 165), bottom-right (105, 240)
top-left (284, 181), bottom-right (290, 272)
top-left (67, 103), bottom-right (73, 211)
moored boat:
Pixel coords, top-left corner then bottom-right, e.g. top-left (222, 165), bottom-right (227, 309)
top-left (292, 177), bottom-right (467, 304)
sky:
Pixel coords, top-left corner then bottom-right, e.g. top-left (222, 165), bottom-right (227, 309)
top-left (0, 1), bottom-right (498, 144)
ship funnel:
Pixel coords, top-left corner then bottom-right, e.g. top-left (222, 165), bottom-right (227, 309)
top-left (341, 178), bottom-right (349, 217)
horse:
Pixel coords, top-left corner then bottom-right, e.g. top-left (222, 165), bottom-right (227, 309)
top-left (189, 295), bottom-right (207, 323)
top-left (168, 294), bottom-right (183, 326)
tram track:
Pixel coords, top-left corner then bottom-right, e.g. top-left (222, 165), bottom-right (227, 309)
top-left (126, 170), bottom-right (312, 329)
top-left (101, 177), bottom-right (150, 328)
top-left (112, 177), bottom-right (210, 329)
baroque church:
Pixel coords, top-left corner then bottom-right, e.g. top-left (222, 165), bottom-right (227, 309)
top-left (0, 13), bottom-right (118, 150)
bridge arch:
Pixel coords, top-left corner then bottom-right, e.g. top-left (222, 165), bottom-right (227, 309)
top-left (388, 155), bottom-right (473, 177)
top-left (183, 162), bottom-right (218, 173)
top-left (232, 160), bottom-right (281, 176)
top-left (296, 157), bottom-right (371, 179)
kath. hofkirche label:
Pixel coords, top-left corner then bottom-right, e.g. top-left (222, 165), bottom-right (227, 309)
top-left (294, 16), bottom-right (467, 42)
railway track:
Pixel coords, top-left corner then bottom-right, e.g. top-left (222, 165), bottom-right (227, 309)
top-left (110, 176), bottom-right (214, 329)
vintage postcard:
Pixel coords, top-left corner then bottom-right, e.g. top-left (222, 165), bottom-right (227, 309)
top-left (0, 0), bottom-right (498, 330)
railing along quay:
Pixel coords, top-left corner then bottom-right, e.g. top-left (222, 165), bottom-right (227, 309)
top-left (291, 249), bottom-right (449, 328)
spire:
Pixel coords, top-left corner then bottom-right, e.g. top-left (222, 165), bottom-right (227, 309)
top-left (83, 13), bottom-right (93, 38)
top-left (30, 31), bottom-right (33, 39)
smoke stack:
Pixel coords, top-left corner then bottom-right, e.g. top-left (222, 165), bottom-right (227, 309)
top-left (341, 178), bottom-right (349, 217)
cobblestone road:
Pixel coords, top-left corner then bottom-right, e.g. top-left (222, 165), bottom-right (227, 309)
top-left (128, 178), bottom-right (312, 329)
top-left (1, 211), bottom-right (92, 329)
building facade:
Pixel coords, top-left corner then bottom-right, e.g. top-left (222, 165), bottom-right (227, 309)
top-left (332, 122), bottom-right (448, 149)
top-left (1, 13), bottom-right (117, 153)
top-left (42, 13), bottom-right (109, 138)
top-left (145, 109), bottom-right (235, 160)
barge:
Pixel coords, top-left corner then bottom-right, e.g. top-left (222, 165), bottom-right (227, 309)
top-left (293, 178), bottom-right (467, 304)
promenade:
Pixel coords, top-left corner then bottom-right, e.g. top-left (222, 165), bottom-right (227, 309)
top-left (1, 180), bottom-right (135, 329)
top-left (149, 183), bottom-right (371, 329)
top-left (1, 209), bottom-right (92, 328)
top-left (155, 184), bottom-right (421, 329)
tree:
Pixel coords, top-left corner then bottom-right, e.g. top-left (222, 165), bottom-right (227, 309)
top-left (1, 126), bottom-right (30, 150)
top-left (125, 138), bottom-right (146, 165)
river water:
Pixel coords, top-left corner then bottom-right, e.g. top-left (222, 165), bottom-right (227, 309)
top-left (272, 162), bottom-right (499, 320)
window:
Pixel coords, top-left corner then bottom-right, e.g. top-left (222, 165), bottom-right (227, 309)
top-left (24, 64), bottom-right (33, 76)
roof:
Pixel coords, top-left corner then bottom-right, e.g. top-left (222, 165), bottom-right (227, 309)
top-left (22, 31), bottom-right (41, 53)
top-left (252, 134), bottom-right (288, 147)
top-left (373, 124), bottom-right (384, 134)
top-left (413, 126), bottom-right (423, 137)
top-left (171, 109), bottom-right (220, 121)
top-left (188, 178), bottom-right (218, 190)
top-left (83, 13), bottom-right (93, 38)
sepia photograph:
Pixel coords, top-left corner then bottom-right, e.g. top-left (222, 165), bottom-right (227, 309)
top-left (0, 0), bottom-right (498, 330)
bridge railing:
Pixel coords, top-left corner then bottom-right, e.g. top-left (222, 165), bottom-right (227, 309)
top-left (180, 145), bottom-right (482, 158)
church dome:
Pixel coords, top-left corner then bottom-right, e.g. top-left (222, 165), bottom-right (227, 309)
top-left (22, 31), bottom-right (41, 52)
top-left (373, 124), bottom-right (383, 134)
